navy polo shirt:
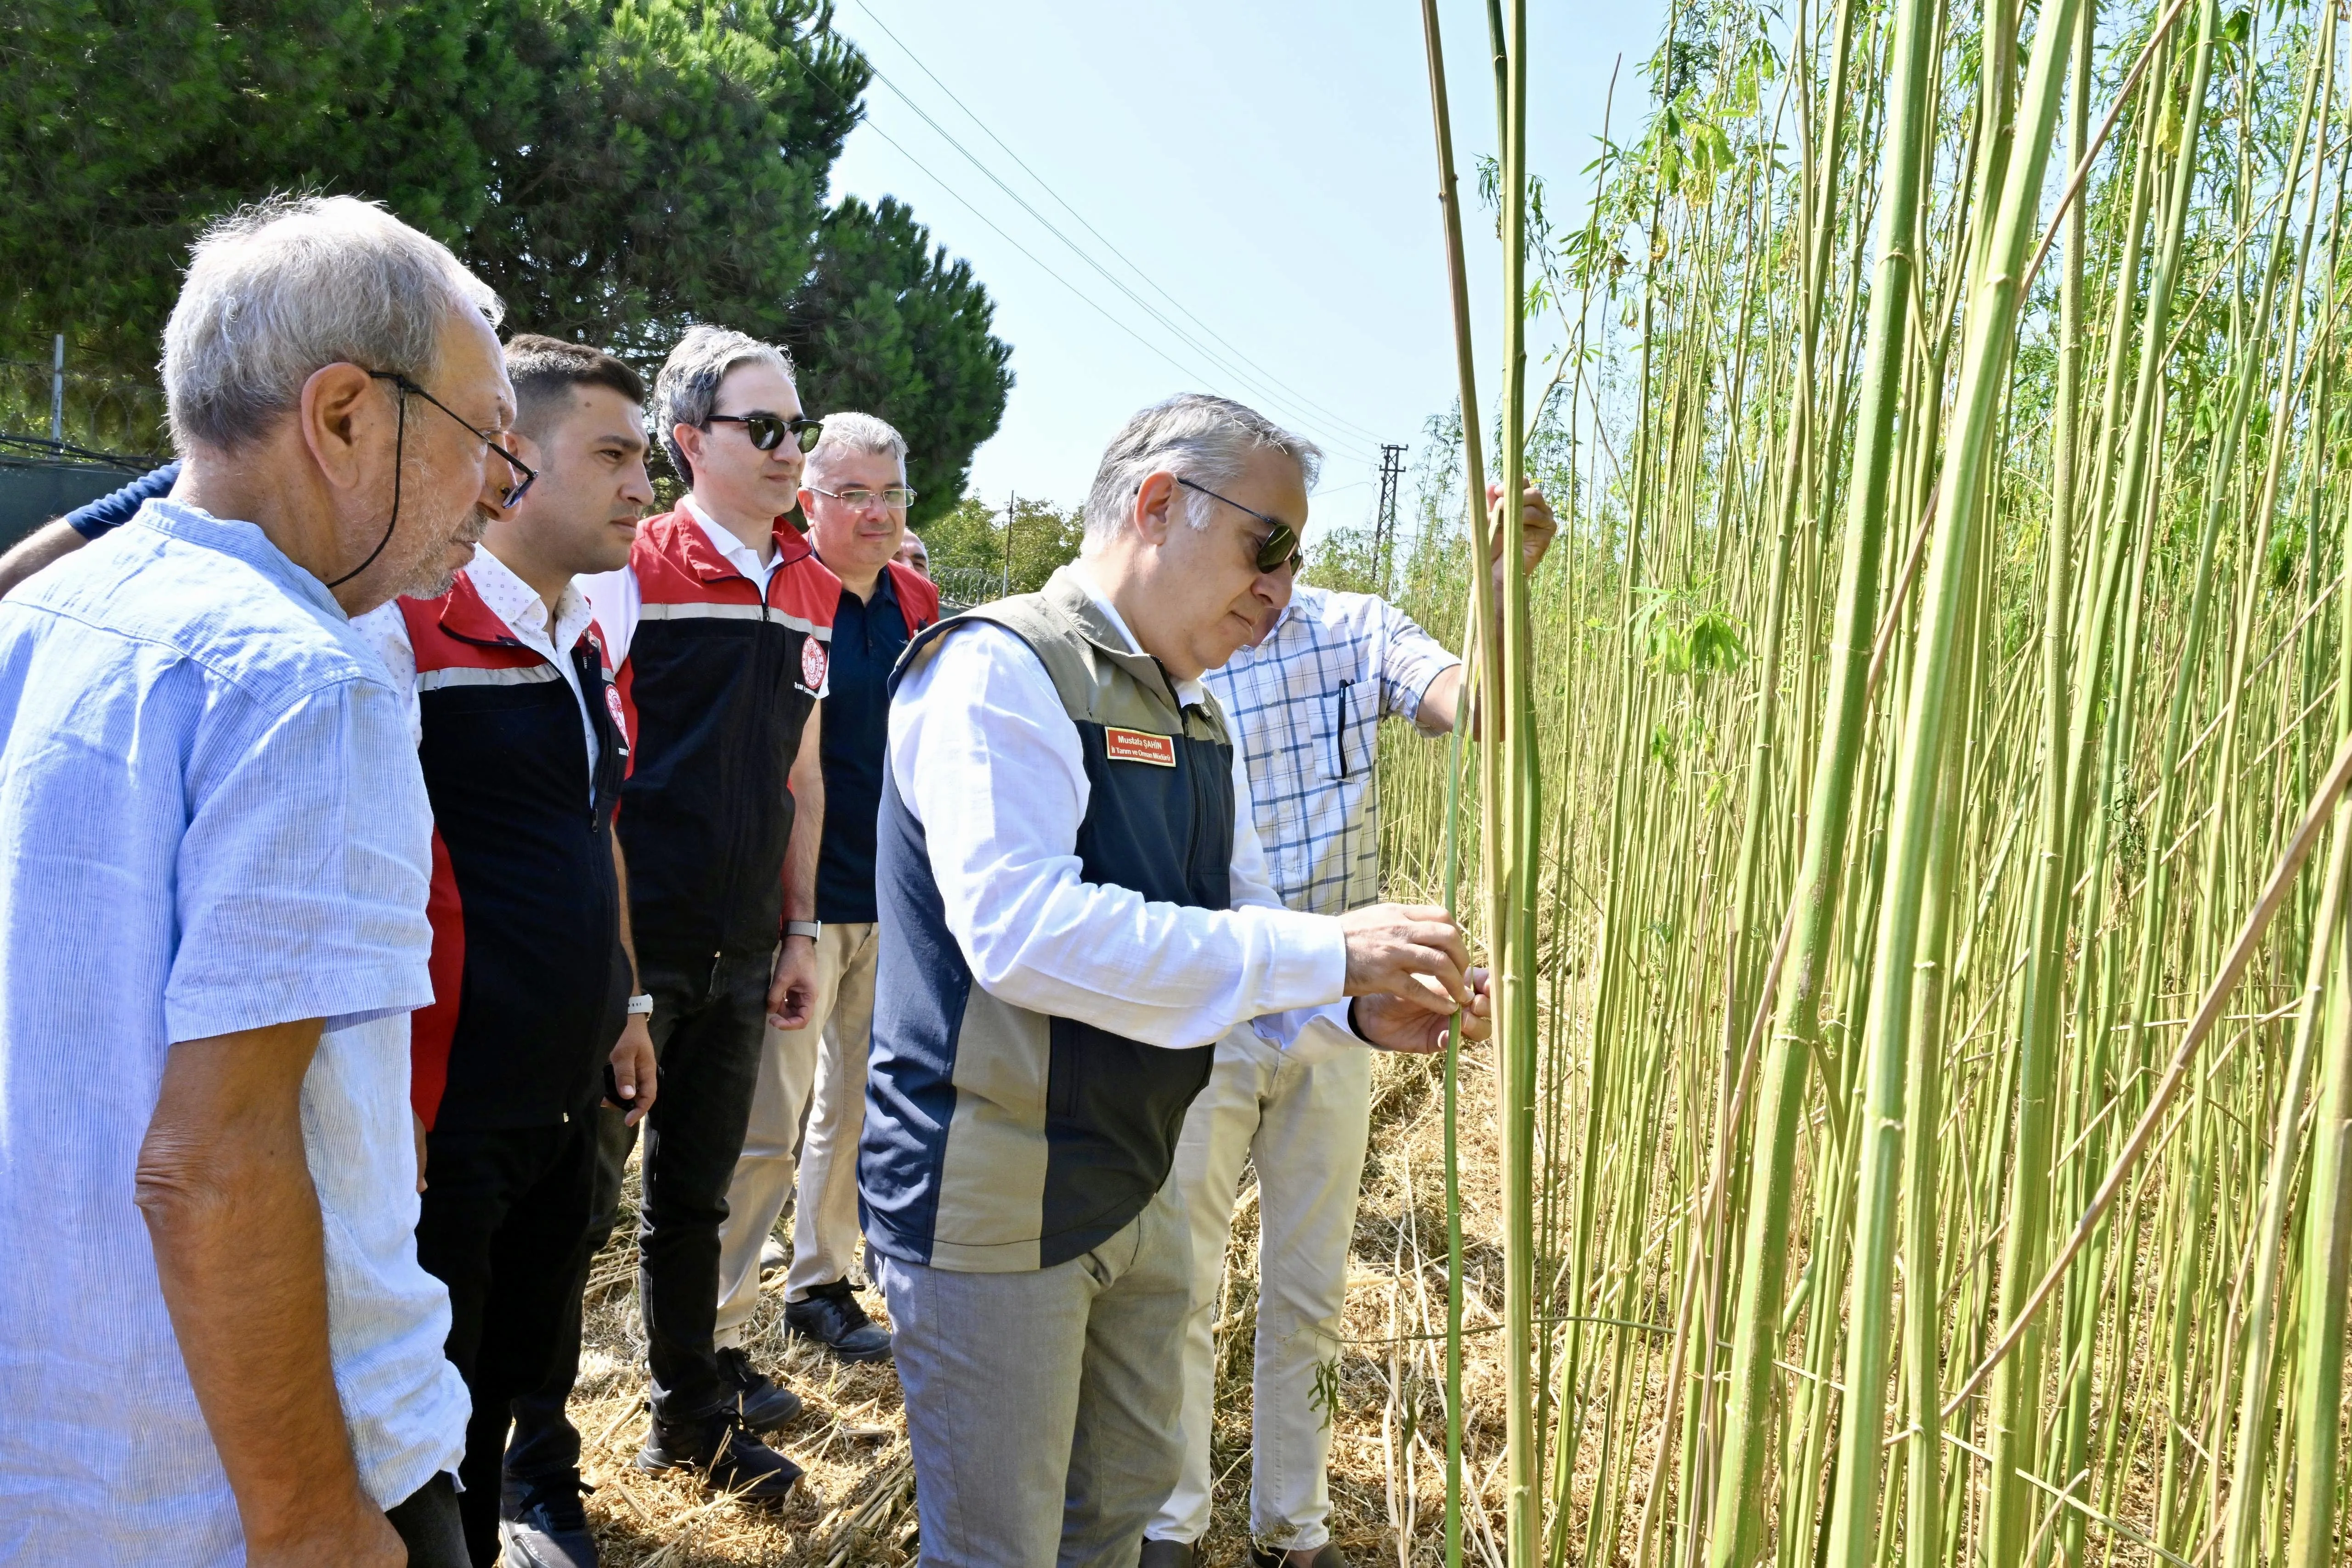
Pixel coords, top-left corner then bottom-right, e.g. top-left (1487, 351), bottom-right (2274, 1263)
top-left (814, 565), bottom-right (913, 923)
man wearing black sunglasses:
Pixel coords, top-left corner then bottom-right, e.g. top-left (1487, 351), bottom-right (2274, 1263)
top-left (859, 393), bottom-right (1493, 1564)
top-left (571, 326), bottom-right (836, 1501)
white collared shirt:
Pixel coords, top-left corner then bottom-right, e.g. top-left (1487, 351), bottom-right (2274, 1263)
top-left (885, 560), bottom-right (1360, 1061)
top-left (352, 546), bottom-right (604, 806)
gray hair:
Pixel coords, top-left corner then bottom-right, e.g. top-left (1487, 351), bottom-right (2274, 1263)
top-left (807, 411), bottom-right (907, 479)
top-left (162, 195), bottom-right (503, 452)
top-left (1081, 394), bottom-right (1322, 547)
top-left (652, 325), bottom-right (796, 485)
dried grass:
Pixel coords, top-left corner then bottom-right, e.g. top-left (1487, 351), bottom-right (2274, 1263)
top-left (560, 1042), bottom-right (1527, 1567)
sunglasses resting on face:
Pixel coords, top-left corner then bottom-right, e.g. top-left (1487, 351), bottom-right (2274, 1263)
top-left (1176, 476), bottom-right (1300, 573)
top-left (706, 411), bottom-right (825, 454)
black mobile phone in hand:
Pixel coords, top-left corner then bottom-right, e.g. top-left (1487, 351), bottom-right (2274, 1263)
top-left (603, 1062), bottom-right (635, 1106)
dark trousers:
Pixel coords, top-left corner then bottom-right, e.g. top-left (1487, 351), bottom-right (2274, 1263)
top-left (506, 946), bottom-right (774, 1459)
top-left (413, 1115), bottom-right (599, 1566)
top-left (387, 1472), bottom-right (469, 1568)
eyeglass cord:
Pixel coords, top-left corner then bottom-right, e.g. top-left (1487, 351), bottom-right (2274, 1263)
top-left (327, 392), bottom-right (406, 590)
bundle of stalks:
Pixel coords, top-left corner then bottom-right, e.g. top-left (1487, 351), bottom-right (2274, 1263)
top-left (1392, 0), bottom-right (2352, 1564)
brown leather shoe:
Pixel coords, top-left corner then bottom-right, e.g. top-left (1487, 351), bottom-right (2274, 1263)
top-left (1249, 1544), bottom-right (1348, 1568)
top-left (1140, 1540), bottom-right (1198, 1568)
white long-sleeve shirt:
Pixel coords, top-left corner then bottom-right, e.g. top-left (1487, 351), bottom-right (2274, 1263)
top-left (887, 565), bottom-right (1360, 1061)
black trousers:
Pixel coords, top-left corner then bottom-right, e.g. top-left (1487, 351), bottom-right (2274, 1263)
top-left (413, 1114), bottom-right (599, 1566)
top-left (387, 1472), bottom-right (469, 1568)
top-left (505, 946), bottom-right (774, 1464)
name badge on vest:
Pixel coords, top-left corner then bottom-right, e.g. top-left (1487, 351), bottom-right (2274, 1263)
top-left (1104, 727), bottom-right (1177, 767)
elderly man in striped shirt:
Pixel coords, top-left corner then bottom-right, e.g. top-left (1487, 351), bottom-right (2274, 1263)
top-left (1145, 480), bottom-right (1555, 1568)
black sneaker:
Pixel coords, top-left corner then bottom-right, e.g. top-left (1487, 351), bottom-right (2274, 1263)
top-left (500, 1473), bottom-right (598, 1568)
top-left (1249, 1545), bottom-right (1347, 1568)
top-left (714, 1344), bottom-right (804, 1431)
top-left (634, 1409), bottom-right (803, 1500)
top-left (784, 1279), bottom-right (893, 1363)
top-left (1140, 1540), bottom-right (1198, 1568)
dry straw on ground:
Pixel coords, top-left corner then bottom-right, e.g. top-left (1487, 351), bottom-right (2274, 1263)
top-left (562, 1038), bottom-right (1526, 1568)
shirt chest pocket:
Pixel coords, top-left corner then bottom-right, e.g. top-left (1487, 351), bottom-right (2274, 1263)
top-left (1317, 678), bottom-right (1378, 783)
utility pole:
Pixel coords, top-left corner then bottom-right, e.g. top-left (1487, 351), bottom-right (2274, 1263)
top-left (51, 335), bottom-right (65, 443)
top-left (1003, 491), bottom-right (1016, 598)
top-left (1374, 443), bottom-right (1406, 595)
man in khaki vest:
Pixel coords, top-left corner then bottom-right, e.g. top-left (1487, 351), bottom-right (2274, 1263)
top-left (857, 394), bottom-right (1491, 1565)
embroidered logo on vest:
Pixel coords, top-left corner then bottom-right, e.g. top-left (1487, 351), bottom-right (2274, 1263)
top-left (802, 637), bottom-right (829, 692)
top-left (1104, 727), bottom-right (1177, 767)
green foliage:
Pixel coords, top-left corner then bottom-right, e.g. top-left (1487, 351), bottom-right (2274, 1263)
top-left (0, 0), bottom-right (1010, 514)
top-left (912, 492), bottom-right (1082, 604)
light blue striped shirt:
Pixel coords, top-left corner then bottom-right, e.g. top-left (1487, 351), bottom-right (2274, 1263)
top-left (1204, 583), bottom-right (1459, 918)
top-left (0, 500), bottom-right (467, 1564)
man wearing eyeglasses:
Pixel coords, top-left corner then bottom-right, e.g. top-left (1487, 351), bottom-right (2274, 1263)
top-left (1145, 479), bottom-right (1555, 1568)
top-left (567, 325), bottom-right (835, 1500)
top-left (860, 393), bottom-right (1492, 1565)
top-left (712, 412), bottom-right (938, 1369)
top-left (0, 196), bottom-right (511, 1568)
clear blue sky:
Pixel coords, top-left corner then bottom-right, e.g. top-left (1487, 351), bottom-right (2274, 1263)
top-left (827, 1), bottom-right (1666, 541)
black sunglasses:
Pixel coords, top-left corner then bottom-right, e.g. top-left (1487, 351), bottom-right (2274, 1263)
top-left (367, 371), bottom-right (537, 507)
top-left (707, 411), bottom-right (825, 454)
top-left (1176, 476), bottom-right (1300, 573)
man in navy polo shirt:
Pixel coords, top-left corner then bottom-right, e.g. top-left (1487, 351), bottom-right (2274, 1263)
top-left (713, 412), bottom-right (937, 1367)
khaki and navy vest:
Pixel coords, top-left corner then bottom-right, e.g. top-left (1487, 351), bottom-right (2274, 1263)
top-left (859, 570), bottom-right (1235, 1271)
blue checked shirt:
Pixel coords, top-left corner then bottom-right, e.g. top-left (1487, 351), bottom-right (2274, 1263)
top-left (1204, 583), bottom-right (1461, 918)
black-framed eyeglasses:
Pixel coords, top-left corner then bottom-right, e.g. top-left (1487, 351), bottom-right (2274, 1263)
top-left (367, 370), bottom-right (537, 507)
top-left (807, 484), bottom-right (918, 511)
top-left (707, 411), bottom-right (825, 454)
top-left (1176, 476), bottom-right (1300, 573)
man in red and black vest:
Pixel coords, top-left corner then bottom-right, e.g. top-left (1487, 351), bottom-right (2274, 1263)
top-left (712, 412), bottom-right (940, 1368)
top-left (574, 326), bottom-right (835, 1498)
top-left (352, 334), bottom-right (662, 1568)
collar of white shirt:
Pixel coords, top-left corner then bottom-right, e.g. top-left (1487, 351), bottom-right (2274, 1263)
top-left (682, 493), bottom-right (783, 588)
top-left (465, 544), bottom-right (594, 662)
top-left (1065, 559), bottom-right (1210, 710)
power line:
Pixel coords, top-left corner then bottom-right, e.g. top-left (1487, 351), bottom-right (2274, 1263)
top-left (854, 68), bottom-right (1379, 466)
top-left (843, 111), bottom-right (1357, 454)
top-left (842, 1), bottom-right (1392, 454)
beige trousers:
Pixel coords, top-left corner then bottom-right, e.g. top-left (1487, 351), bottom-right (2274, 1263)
top-left (712, 920), bottom-right (879, 1347)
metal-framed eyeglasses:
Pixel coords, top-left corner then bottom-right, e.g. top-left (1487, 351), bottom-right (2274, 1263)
top-left (706, 411), bottom-right (825, 454)
top-left (806, 484), bottom-right (918, 511)
top-left (366, 370), bottom-right (537, 507)
top-left (1176, 476), bottom-right (1300, 573)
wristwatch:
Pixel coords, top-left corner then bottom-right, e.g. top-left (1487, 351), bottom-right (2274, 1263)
top-left (626, 993), bottom-right (655, 1017)
top-left (784, 920), bottom-right (823, 942)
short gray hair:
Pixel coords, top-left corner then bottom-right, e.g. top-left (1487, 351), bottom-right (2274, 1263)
top-left (1082, 394), bottom-right (1322, 547)
top-left (652, 325), bottom-right (796, 485)
top-left (807, 411), bottom-right (907, 479)
top-left (162, 195), bottom-right (503, 452)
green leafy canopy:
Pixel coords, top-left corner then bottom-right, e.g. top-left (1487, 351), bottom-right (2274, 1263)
top-left (0, 0), bottom-right (1011, 525)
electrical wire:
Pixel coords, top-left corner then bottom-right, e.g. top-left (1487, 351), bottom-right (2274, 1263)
top-left (834, 11), bottom-right (1388, 468)
top-left (848, 0), bottom-right (1391, 449)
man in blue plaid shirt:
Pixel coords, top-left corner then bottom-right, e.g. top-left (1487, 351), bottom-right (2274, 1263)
top-left (1145, 483), bottom-right (1555, 1568)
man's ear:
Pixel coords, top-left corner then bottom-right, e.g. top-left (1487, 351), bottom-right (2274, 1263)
top-left (673, 422), bottom-right (705, 480)
top-left (1133, 470), bottom-right (1181, 548)
top-left (300, 362), bottom-right (385, 494)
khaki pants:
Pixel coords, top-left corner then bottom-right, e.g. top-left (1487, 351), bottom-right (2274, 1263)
top-left (1148, 1029), bottom-right (1374, 1552)
top-left (713, 921), bottom-right (879, 1346)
